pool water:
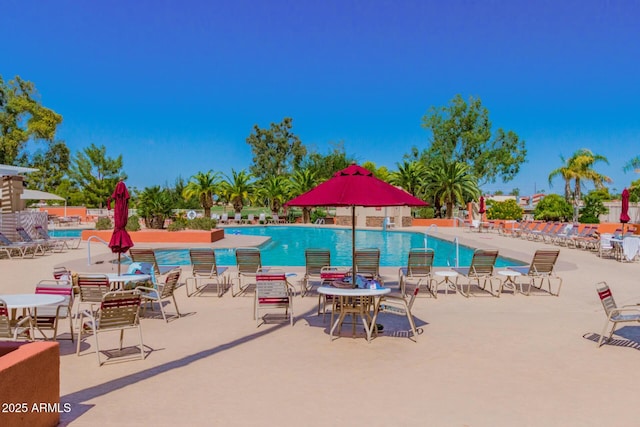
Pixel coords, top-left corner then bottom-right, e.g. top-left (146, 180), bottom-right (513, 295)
top-left (53, 226), bottom-right (521, 267)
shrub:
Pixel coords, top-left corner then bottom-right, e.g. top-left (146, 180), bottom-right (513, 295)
top-left (168, 218), bottom-right (187, 231)
top-left (579, 192), bottom-right (609, 224)
top-left (487, 199), bottom-right (523, 220)
top-left (310, 208), bottom-right (327, 224)
top-left (95, 216), bottom-right (112, 230)
top-left (533, 194), bottom-right (572, 221)
top-left (415, 207), bottom-right (435, 219)
top-left (187, 217), bottom-right (217, 230)
top-left (126, 215), bottom-right (141, 231)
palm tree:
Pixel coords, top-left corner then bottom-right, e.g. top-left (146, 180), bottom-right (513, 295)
top-left (623, 155), bottom-right (640, 173)
top-left (289, 169), bottom-right (317, 223)
top-left (220, 169), bottom-right (254, 214)
top-left (258, 176), bottom-right (290, 215)
top-left (548, 154), bottom-right (576, 203)
top-left (568, 148), bottom-right (611, 202)
top-left (422, 159), bottom-right (480, 218)
top-left (182, 170), bottom-right (220, 218)
top-left (389, 160), bottom-right (426, 197)
top-left (136, 186), bottom-right (173, 229)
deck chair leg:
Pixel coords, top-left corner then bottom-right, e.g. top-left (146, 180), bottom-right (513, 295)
top-left (94, 328), bottom-right (102, 366)
top-left (138, 326), bottom-right (144, 361)
top-left (598, 320), bottom-right (612, 347)
top-left (119, 329), bottom-right (125, 350)
top-left (159, 301), bottom-right (167, 323)
top-left (172, 295), bottom-right (180, 318)
top-left (69, 315), bottom-right (75, 343)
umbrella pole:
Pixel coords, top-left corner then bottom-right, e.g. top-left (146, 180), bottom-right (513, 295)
top-left (352, 205), bottom-right (356, 279)
top-left (118, 253), bottom-right (121, 275)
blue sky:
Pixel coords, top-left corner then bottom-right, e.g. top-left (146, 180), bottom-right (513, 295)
top-left (2, 0), bottom-right (639, 196)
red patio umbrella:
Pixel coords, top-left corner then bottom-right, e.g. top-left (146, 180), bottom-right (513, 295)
top-left (108, 180), bottom-right (134, 274)
top-left (285, 164), bottom-right (427, 277)
top-left (620, 188), bottom-right (630, 233)
top-left (478, 196), bottom-right (486, 214)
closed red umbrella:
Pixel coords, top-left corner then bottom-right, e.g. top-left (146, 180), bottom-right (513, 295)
top-left (108, 180), bottom-right (134, 274)
top-left (620, 188), bottom-right (630, 233)
top-left (478, 196), bottom-right (486, 214)
top-left (285, 164), bottom-right (427, 276)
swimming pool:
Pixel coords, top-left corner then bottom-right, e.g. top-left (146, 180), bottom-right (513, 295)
top-left (54, 226), bottom-right (521, 267)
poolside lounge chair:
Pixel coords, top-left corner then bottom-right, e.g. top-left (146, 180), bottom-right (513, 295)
top-left (355, 248), bottom-right (381, 282)
top-left (259, 213), bottom-right (266, 223)
top-left (452, 249), bottom-right (499, 297)
top-left (398, 248), bottom-right (436, 298)
top-left (301, 249), bottom-right (331, 298)
top-left (254, 269), bottom-right (294, 327)
top-left (33, 280), bottom-right (74, 341)
top-left (233, 247), bottom-right (262, 297)
top-left (526, 222), bottom-right (553, 241)
top-left (508, 249), bottom-right (562, 296)
top-left (595, 282), bottom-right (640, 347)
top-left (76, 290), bottom-right (144, 366)
top-left (0, 231), bottom-right (37, 259)
top-left (220, 213), bottom-right (229, 224)
top-left (384, 217), bottom-right (396, 229)
top-left (0, 299), bottom-right (32, 340)
top-left (35, 225), bottom-right (81, 249)
top-left (372, 286), bottom-right (421, 341)
top-left (16, 226), bottom-right (62, 253)
top-left (232, 213), bottom-right (242, 224)
top-left (186, 248), bottom-right (228, 297)
top-left (138, 269), bottom-right (182, 322)
top-left (244, 214), bottom-right (255, 224)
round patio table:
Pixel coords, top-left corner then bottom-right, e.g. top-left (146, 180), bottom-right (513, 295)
top-left (317, 286), bottom-right (390, 342)
top-left (497, 270), bottom-right (521, 295)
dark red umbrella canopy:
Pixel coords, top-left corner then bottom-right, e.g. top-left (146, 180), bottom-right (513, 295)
top-left (620, 188), bottom-right (630, 224)
top-left (285, 164), bottom-right (427, 208)
top-left (478, 196), bottom-right (486, 214)
top-left (286, 164), bottom-right (427, 278)
top-left (108, 180), bottom-right (134, 254)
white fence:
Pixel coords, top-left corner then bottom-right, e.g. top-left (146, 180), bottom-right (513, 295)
top-left (600, 201), bottom-right (639, 224)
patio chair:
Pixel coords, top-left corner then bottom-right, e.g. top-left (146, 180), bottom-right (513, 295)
top-left (355, 248), bottom-right (381, 282)
top-left (76, 290), bottom-right (144, 366)
top-left (137, 269), bottom-right (182, 322)
top-left (452, 249), bottom-right (499, 297)
top-left (598, 233), bottom-right (617, 259)
top-left (317, 266), bottom-right (350, 319)
top-left (186, 248), bottom-right (228, 297)
top-left (0, 231), bottom-right (36, 259)
top-left (16, 226), bottom-right (62, 253)
top-left (129, 248), bottom-right (175, 276)
top-left (372, 286), bottom-right (421, 340)
top-left (384, 217), bottom-right (396, 229)
top-left (232, 213), bottom-right (242, 224)
top-left (508, 249), bottom-right (562, 296)
top-left (244, 214), bottom-right (255, 224)
top-left (75, 274), bottom-right (111, 322)
top-left (0, 299), bottom-right (32, 340)
top-left (300, 248), bottom-right (331, 298)
top-left (595, 282), bottom-right (640, 347)
top-left (220, 213), bottom-right (229, 224)
top-left (398, 248), bottom-right (436, 298)
top-left (254, 269), bottom-right (294, 327)
top-left (259, 213), bottom-right (266, 223)
top-left (35, 225), bottom-right (81, 249)
top-left (573, 225), bottom-right (599, 250)
top-left (233, 247), bottom-right (262, 297)
top-left (33, 280), bottom-right (75, 341)
top-left (526, 222), bottom-right (553, 241)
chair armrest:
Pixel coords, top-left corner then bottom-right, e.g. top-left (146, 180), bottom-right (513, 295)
top-left (136, 286), bottom-right (160, 298)
top-left (609, 307), bottom-right (640, 317)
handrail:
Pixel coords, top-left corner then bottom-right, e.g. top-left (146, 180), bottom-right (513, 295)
top-left (452, 217), bottom-right (465, 227)
top-left (424, 224), bottom-right (438, 248)
top-left (86, 235), bottom-right (110, 266)
top-left (454, 237), bottom-right (459, 268)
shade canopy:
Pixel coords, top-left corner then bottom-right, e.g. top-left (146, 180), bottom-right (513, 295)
top-left (620, 188), bottom-right (630, 224)
top-left (285, 164), bottom-right (427, 208)
top-left (20, 189), bottom-right (65, 201)
top-left (108, 181), bottom-right (134, 263)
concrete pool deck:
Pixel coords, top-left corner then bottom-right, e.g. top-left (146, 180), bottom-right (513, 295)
top-left (2, 226), bottom-right (639, 426)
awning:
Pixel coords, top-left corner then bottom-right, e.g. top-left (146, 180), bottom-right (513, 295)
top-left (20, 189), bottom-right (65, 201)
top-left (0, 164), bottom-right (37, 176)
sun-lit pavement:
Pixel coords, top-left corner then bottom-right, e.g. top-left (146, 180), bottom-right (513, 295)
top-left (2, 226), bottom-right (639, 426)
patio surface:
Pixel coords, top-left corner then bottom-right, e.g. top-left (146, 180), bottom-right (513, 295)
top-left (2, 226), bottom-right (639, 426)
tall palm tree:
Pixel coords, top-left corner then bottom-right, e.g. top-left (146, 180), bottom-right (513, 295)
top-left (623, 155), bottom-right (640, 173)
top-left (220, 169), bottom-right (254, 214)
top-left (389, 160), bottom-right (426, 197)
top-left (422, 159), bottom-right (480, 218)
top-left (569, 148), bottom-right (611, 202)
top-left (289, 169), bottom-right (317, 223)
top-left (136, 186), bottom-right (173, 229)
top-left (258, 176), bottom-right (290, 215)
top-left (182, 170), bottom-right (220, 218)
top-left (548, 154), bottom-right (576, 203)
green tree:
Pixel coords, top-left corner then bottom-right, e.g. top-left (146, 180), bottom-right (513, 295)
top-left (548, 153), bottom-right (576, 202)
top-left (628, 178), bottom-right (640, 203)
top-left (301, 141), bottom-right (355, 182)
top-left (486, 199), bottom-right (523, 220)
top-left (533, 194), bottom-right (572, 221)
top-left (220, 169), bottom-right (254, 214)
top-left (0, 75), bottom-right (63, 164)
top-left (182, 171), bottom-right (220, 218)
top-left (289, 169), bottom-right (317, 223)
top-left (246, 117), bottom-right (306, 180)
top-left (419, 94), bottom-right (526, 185)
top-left (258, 176), bottom-right (290, 215)
top-left (549, 148), bottom-right (611, 204)
top-left (169, 175), bottom-right (199, 210)
top-left (361, 160), bottom-right (391, 182)
top-left (67, 144), bottom-right (125, 208)
top-left (509, 188), bottom-right (520, 197)
top-left (422, 159), bottom-right (480, 218)
top-left (623, 155), bottom-right (640, 173)
top-left (389, 160), bottom-right (426, 197)
top-left (579, 190), bottom-right (609, 224)
top-left (136, 186), bottom-right (173, 229)
top-left (18, 140), bottom-right (70, 192)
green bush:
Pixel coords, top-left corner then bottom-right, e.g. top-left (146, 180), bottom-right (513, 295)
top-left (168, 218), bottom-right (187, 231)
top-left (534, 194), bottom-right (572, 221)
top-left (187, 217), bottom-right (217, 230)
top-left (126, 215), bottom-right (141, 231)
top-left (310, 208), bottom-right (327, 223)
top-left (579, 192), bottom-right (609, 224)
top-left (415, 207), bottom-right (435, 219)
top-left (95, 216), bottom-right (112, 230)
top-left (487, 200), bottom-right (523, 220)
